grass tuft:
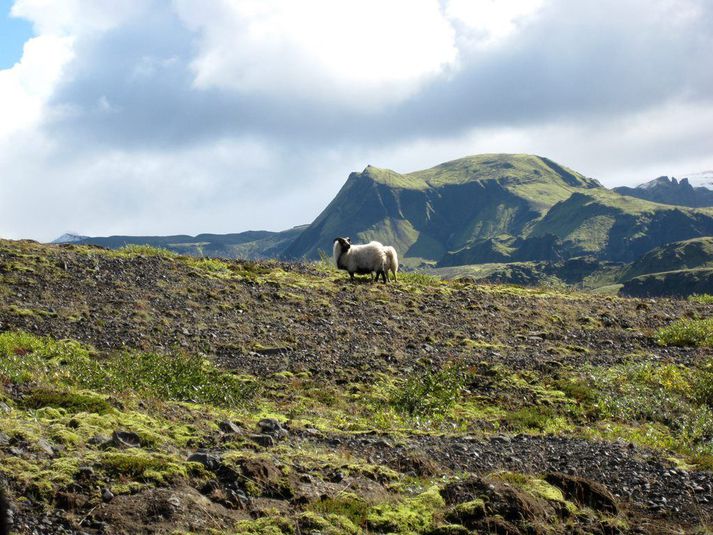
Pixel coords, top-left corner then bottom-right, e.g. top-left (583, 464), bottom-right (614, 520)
top-left (657, 318), bottom-right (713, 347)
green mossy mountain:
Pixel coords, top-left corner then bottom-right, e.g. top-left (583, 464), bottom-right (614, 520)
top-left (57, 154), bottom-right (713, 297)
top-left (285, 154), bottom-right (713, 269)
top-left (620, 236), bottom-right (713, 281)
top-left (284, 154), bottom-right (601, 264)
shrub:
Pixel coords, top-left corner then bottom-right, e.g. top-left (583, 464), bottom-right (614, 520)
top-left (390, 364), bottom-right (467, 418)
top-left (688, 294), bottom-right (713, 304)
top-left (656, 318), bottom-right (713, 347)
top-left (0, 331), bottom-right (259, 408)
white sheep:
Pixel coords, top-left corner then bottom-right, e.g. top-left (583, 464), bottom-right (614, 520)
top-left (383, 245), bottom-right (399, 281)
top-left (333, 237), bottom-right (388, 283)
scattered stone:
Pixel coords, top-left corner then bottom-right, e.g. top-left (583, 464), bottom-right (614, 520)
top-left (111, 430), bottom-right (141, 448)
top-left (219, 420), bottom-right (243, 434)
top-left (36, 438), bottom-right (54, 456)
top-left (249, 434), bottom-right (275, 447)
top-left (544, 473), bottom-right (618, 514)
top-left (102, 488), bottom-right (114, 503)
top-left (0, 401), bottom-right (11, 413)
top-left (257, 418), bottom-right (288, 439)
top-left (88, 434), bottom-right (111, 446)
top-left (0, 432), bottom-right (9, 446)
top-left (187, 451), bottom-right (222, 471)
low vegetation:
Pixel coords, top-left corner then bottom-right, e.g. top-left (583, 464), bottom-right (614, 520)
top-left (1, 239), bottom-right (712, 533)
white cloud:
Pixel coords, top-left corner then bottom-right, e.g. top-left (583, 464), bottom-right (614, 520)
top-left (175, 0), bottom-right (458, 108)
top-left (2, 0), bottom-right (713, 242)
top-left (11, 0), bottom-right (144, 36)
top-left (0, 35), bottom-right (74, 139)
top-left (446, 0), bottom-right (545, 46)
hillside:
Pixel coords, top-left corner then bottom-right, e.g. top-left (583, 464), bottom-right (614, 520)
top-left (615, 176), bottom-right (713, 207)
top-left (620, 236), bottom-right (713, 281)
top-left (1, 239), bottom-right (713, 533)
top-left (283, 154), bottom-right (601, 264)
top-left (285, 154), bottom-right (713, 271)
top-left (57, 156), bottom-right (713, 284)
top-left (60, 226), bottom-right (306, 260)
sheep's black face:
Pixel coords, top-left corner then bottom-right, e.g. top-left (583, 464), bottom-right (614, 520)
top-left (334, 237), bottom-right (351, 251)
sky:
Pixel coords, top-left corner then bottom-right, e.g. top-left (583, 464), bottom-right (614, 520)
top-left (1, 0), bottom-right (712, 241)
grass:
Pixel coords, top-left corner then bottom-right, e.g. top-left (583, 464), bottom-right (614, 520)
top-left (689, 294), bottom-right (713, 304)
top-left (389, 364), bottom-right (467, 418)
top-left (114, 244), bottom-right (178, 258)
top-left (657, 318), bottom-right (713, 347)
top-left (0, 331), bottom-right (259, 407)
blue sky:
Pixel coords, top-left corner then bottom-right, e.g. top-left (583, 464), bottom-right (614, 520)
top-left (1, 0), bottom-right (712, 241)
top-left (0, 0), bottom-right (32, 68)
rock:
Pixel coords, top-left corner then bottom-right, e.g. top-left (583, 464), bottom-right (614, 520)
top-left (187, 451), bottom-right (222, 471)
top-left (257, 418), bottom-right (288, 439)
top-left (544, 473), bottom-right (618, 514)
top-left (249, 434), bottom-right (275, 447)
top-left (0, 401), bottom-right (11, 413)
top-left (36, 438), bottom-right (54, 456)
top-left (111, 430), bottom-right (141, 448)
top-left (219, 420), bottom-right (243, 434)
top-left (77, 466), bottom-right (95, 480)
top-left (88, 434), bottom-right (111, 446)
top-left (102, 488), bottom-right (114, 503)
top-left (0, 432), bottom-right (9, 446)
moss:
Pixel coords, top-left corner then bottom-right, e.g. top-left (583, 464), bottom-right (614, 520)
top-left (98, 451), bottom-right (194, 484)
top-left (233, 517), bottom-right (295, 534)
top-left (367, 486), bottom-right (445, 533)
top-left (492, 472), bottom-right (578, 514)
top-left (309, 493), bottom-right (370, 529)
top-left (297, 511), bottom-right (359, 535)
top-left (23, 388), bottom-right (113, 414)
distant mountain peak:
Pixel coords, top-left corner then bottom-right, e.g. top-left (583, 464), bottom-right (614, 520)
top-left (615, 174), bottom-right (713, 207)
top-left (51, 233), bottom-right (88, 244)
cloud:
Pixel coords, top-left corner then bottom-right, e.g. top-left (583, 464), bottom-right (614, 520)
top-left (175, 0), bottom-right (458, 108)
top-left (1, 0), bottom-right (713, 241)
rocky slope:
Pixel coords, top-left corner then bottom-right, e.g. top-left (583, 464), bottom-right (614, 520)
top-left (615, 176), bottom-right (713, 208)
top-left (1, 239), bottom-right (713, 533)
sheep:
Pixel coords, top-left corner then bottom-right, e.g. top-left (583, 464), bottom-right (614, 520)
top-left (383, 245), bottom-right (399, 281)
top-left (333, 237), bottom-right (388, 283)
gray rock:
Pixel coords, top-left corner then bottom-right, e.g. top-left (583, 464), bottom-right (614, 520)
top-left (187, 451), bottom-right (222, 471)
top-left (36, 438), bottom-right (54, 456)
top-left (250, 434), bottom-right (275, 447)
top-left (219, 421), bottom-right (243, 434)
top-left (112, 430), bottom-right (141, 448)
top-left (257, 418), bottom-right (288, 439)
top-left (102, 488), bottom-right (114, 502)
top-left (88, 434), bottom-right (111, 446)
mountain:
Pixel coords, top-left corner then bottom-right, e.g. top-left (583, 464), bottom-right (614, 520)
top-left (686, 171), bottom-right (713, 189)
top-left (285, 154), bottom-right (713, 268)
top-left (614, 176), bottom-right (713, 207)
top-left (621, 268), bottom-right (713, 297)
top-left (284, 154), bottom-right (601, 264)
top-left (52, 233), bottom-right (88, 244)
top-left (620, 236), bottom-right (713, 281)
top-left (57, 226), bottom-right (306, 259)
